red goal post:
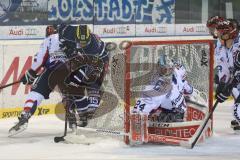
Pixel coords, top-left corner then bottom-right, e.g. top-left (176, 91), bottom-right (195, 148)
top-left (124, 39), bottom-right (215, 144)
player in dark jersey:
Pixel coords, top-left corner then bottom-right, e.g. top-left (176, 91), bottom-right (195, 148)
top-left (8, 24), bottom-right (109, 136)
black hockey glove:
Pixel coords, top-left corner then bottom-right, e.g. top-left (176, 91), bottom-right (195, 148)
top-left (64, 71), bottom-right (81, 88)
top-left (234, 50), bottom-right (240, 69)
top-left (215, 82), bottom-right (232, 103)
top-left (21, 69), bottom-right (38, 85)
top-left (214, 74), bottom-right (219, 84)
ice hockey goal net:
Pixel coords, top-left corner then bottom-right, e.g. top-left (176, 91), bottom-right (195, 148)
top-left (84, 39), bottom-right (214, 144)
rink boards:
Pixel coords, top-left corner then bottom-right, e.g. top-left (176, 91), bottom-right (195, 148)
top-left (0, 36), bottom-right (213, 119)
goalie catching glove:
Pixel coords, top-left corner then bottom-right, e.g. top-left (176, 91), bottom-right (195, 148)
top-left (21, 69), bottom-right (38, 85)
top-left (215, 82), bottom-right (232, 103)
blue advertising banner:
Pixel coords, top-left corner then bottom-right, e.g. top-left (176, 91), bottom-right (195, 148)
top-left (93, 0), bottom-right (135, 24)
top-left (0, 0), bottom-right (48, 25)
top-left (0, 0), bottom-right (175, 25)
top-left (48, 0), bottom-right (94, 24)
top-left (48, 0), bottom-right (175, 24)
top-left (134, 0), bottom-right (175, 24)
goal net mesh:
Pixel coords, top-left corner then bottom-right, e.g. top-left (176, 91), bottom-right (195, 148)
top-left (82, 39), bottom-right (214, 142)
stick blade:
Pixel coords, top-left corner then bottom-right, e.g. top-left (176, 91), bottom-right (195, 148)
top-left (54, 136), bottom-right (65, 143)
top-left (179, 141), bottom-right (193, 149)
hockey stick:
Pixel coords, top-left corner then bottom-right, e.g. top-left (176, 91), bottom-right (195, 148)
top-left (75, 126), bottom-right (189, 146)
top-left (180, 100), bottom-right (218, 149)
top-left (54, 112), bottom-right (68, 143)
top-left (77, 126), bottom-right (129, 136)
top-left (54, 97), bottom-right (71, 143)
top-left (0, 81), bottom-right (21, 90)
top-left (181, 72), bottom-right (234, 149)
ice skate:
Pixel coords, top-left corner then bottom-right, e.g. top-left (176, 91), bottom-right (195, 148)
top-left (8, 111), bottom-right (31, 137)
top-left (231, 120), bottom-right (239, 128)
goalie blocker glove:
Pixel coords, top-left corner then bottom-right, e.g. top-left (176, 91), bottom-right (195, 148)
top-left (215, 82), bottom-right (232, 103)
top-left (21, 69), bottom-right (38, 85)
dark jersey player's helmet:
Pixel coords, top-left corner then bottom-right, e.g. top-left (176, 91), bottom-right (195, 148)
top-left (75, 25), bottom-right (91, 48)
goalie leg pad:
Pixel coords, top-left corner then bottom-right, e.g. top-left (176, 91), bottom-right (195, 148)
top-left (130, 113), bottom-right (148, 145)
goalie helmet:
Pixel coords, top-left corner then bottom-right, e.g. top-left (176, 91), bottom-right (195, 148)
top-left (75, 25), bottom-right (91, 48)
top-left (216, 20), bottom-right (238, 40)
top-left (157, 53), bottom-right (173, 76)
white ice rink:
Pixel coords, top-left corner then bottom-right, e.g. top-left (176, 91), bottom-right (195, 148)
top-left (0, 101), bottom-right (240, 160)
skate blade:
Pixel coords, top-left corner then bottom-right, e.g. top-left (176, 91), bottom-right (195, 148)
top-left (231, 125), bottom-right (239, 129)
top-left (234, 129), bottom-right (240, 134)
top-left (8, 124), bottom-right (28, 137)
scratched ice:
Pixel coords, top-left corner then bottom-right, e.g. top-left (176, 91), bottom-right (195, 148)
top-left (0, 101), bottom-right (239, 160)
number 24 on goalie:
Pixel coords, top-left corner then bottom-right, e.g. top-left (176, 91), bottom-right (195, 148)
top-left (134, 100), bottom-right (146, 112)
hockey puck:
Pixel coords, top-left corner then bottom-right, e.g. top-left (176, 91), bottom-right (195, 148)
top-left (54, 136), bottom-right (65, 143)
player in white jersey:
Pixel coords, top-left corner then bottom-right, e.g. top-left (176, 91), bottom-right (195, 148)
top-left (213, 19), bottom-right (240, 132)
top-left (133, 54), bottom-right (193, 122)
top-left (8, 25), bottom-right (65, 136)
top-left (207, 16), bottom-right (240, 131)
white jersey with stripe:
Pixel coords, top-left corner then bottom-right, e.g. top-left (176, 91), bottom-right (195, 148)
top-left (215, 35), bottom-right (240, 83)
top-left (31, 34), bottom-right (65, 72)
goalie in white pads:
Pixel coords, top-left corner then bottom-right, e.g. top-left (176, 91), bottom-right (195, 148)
top-left (132, 54), bottom-right (193, 123)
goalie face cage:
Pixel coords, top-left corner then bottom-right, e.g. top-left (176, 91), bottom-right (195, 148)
top-left (124, 40), bottom-right (214, 144)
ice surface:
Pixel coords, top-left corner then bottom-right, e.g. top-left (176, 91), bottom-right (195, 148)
top-left (0, 101), bottom-right (240, 160)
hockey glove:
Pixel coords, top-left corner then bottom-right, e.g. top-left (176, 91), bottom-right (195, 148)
top-left (215, 82), bottom-right (232, 103)
top-left (234, 50), bottom-right (240, 69)
top-left (64, 70), bottom-right (81, 88)
top-left (21, 69), bottom-right (38, 85)
top-left (214, 74), bottom-right (219, 84)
